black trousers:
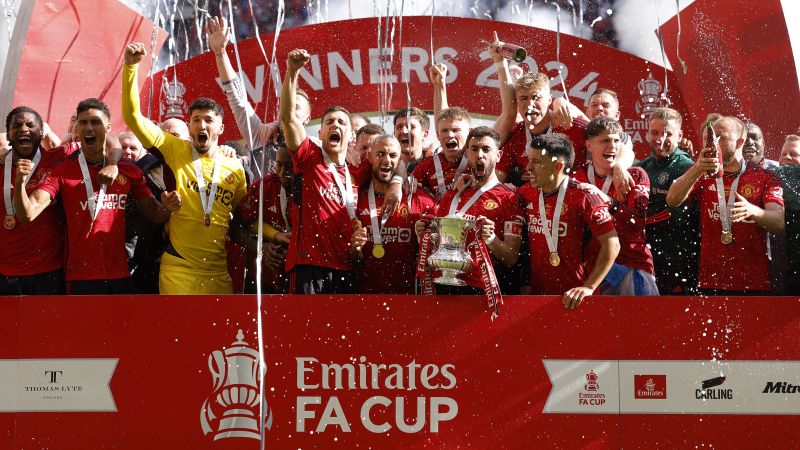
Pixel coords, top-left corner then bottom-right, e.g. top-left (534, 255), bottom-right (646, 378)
top-left (0, 269), bottom-right (64, 295)
top-left (291, 265), bottom-right (355, 294)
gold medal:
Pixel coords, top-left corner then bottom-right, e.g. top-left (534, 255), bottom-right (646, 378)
top-left (4, 214), bottom-right (15, 230)
top-left (549, 252), bottom-right (561, 267)
top-left (372, 243), bottom-right (385, 259)
top-left (352, 218), bottom-right (362, 229)
top-left (721, 231), bottom-right (733, 245)
top-left (204, 214), bottom-right (211, 227)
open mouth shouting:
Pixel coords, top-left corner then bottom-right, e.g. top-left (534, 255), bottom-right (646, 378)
top-left (399, 134), bottom-right (411, 148)
top-left (444, 139), bottom-right (459, 151)
top-left (196, 131), bottom-right (209, 146)
top-left (16, 134), bottom-right (33, 148)
top-left (83, 133), bottom-right (98, 147)
top-left (328, 129), bottom-right (342, 146)
top-left (472, 161), bottom-right (487, 180)
top-left (602, 150), bottom-right (617, 164)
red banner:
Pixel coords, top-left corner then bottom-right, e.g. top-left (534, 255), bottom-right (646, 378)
top-left (2, 294), bottom-right (799, 449)
top-left (660, 0), bottom-right (800, 159)
top-left (142, 17), bottom-right (693, 160)
top-left (9, 0), bottom-right (166, 134)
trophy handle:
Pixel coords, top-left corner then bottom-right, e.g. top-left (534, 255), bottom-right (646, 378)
top-left (208, 350), bottom-right (226, 391)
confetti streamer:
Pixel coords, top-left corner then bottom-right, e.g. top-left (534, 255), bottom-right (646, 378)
top-left (547, 1), bottom-right (570, 103)
top-left (654, 0), bottom-right (671, 104)
top-left (675, 0), bottom-right (687, 74)
top-left (145, 0), bottom-right (162, 119)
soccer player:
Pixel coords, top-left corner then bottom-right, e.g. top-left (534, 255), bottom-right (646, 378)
top-left (280, 48), bottom-right (402, 294)
top-left (233, 144), bottom-right (294, 294)
top-left (412, 107), bottom-right (472, 200)
top-left (667, 116), bottom-right (785, 294)
top-left (351, 135), bottom-right (436, 293)
top-left (573, 116), bottom-right (657, 295)
top-left (635, 108), bottom-right (699, 295)
top-left (353, 123), bottom-right (384, 160)
top-left (394, 107), bottom-right (430, 168)
top-left (780, 135), bottom-right (800, 167)
top-left (416, 126), bottom-right (524, 294)
top-left (14, 99), bottom-right (177, 294)
top-left (0, 107), bottom-right (72, 294)
top-left (518, 134), bottom-right (620, 308)
top-left (122, 42), bottom-right (248, 294)
top-left (743, 122), bottom-right (779, 170)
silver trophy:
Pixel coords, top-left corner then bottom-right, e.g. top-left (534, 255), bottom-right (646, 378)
top-left (427, 215), bottom-right (475, 286)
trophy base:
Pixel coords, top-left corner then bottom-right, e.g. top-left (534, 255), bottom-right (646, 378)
top-left (434, 270), bottom-right (467, 286)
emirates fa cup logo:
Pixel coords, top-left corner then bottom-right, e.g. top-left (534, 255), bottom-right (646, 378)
top-left (200, 329), bottom-right (273, 440)
top-left (585, 370), bottom-right (599, 391)
top-left (160, 77), bottom-right (187, 121)
top-left (635, 73), bottom-right (668, 116)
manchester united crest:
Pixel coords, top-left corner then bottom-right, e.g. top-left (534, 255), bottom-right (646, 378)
top-left (115, 174), bottom-right (127, 186)
top-left (740, 184), bottom-right (756, 198)
top-left (483, 199), bottom-right (498, 210)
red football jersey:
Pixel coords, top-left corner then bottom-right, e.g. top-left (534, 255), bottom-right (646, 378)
top-left (237, 174), bottom-right (292, 293)
top-left (411, 153), bottom-right (466, 199)
top-left (435, 183), bottom-right (524, 288)
top-left (573, 165), bottom-right (654, 274)
top-left (0, 144), bottom-right (76, 276)
top-left (38, 156), bottom-right (152, 281)
top-left (498, 120), bottom-right (587, 176)
top-left (354, 186), bottom-right (436, 294)
top-left (518, 179), bottom-right (616, 295)
top-left (689, 164), bottom-right (784, 291)
top-left (286, 138), bottom-right (369, 272)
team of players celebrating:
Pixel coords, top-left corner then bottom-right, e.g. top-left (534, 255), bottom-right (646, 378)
top-left (1, 20), bottom-right (797, 306)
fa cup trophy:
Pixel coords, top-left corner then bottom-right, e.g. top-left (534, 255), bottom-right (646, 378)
top-left (427, 215), bottom-right (475, 286)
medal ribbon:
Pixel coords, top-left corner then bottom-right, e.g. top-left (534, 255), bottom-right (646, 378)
top-left (587, 165), bottom-right (613, 195)
top-left (322, 151), bottom-right (355, 219)
top-left (714, 158), bottom-right (746, 237)
top-left (77, 151), bottom-right (107, 228)
top-left (279, 185), bottom-right (291, 232)
top-left (4, 150), bottom-right (42, 218)
top-left (538, 176), bottom-right (569, 257)
top-left (368, 182), bottom-right (390, 249)
top-left (474, 236), bottom-right (503, 319)
top-left (416, 218), bottom-right (436, 295)
top-left (448, 179), bottom-right (500, 216)
top-left (432, 153), bottom-right (468, 198)
top-left (192, 149), bottom-right (222, 223)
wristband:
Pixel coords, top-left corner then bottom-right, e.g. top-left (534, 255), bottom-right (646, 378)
top-left (484, 233), bottom-right (496, 245)
top-left (253, 222), bottom-right (280, 241)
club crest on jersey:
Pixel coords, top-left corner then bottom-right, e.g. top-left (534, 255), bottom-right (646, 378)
top-left (398, 203), bottom-right (409, 218)
top-left (483, 199), bottom-right (498, 210)
top-left (224, 171), bottom-right (236, 185)
top-left (115, 174), bottom-right (127, 186)
top-left (740, 184), bottom-right (756, 198)
top-left (657, 172), bottom-right (669, 185)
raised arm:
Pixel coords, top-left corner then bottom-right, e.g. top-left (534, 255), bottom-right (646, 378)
top-left (489, 32), bottom-right (518, 144)
top-left (666, 147), bottom-right (717, 208)
top-left (430, 63), bottom-right (449, 123)
top-left (121, 42), bottom-right (169, 150)
top-left (279, 49), bottom-right (310, 152)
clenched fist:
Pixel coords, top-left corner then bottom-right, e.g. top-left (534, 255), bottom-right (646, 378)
top-left (125, 42), bottom-right (147, 66)
top-left (286, 49), bottom-right (311, 73)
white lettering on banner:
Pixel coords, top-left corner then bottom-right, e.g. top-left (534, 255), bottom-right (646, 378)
top-left (543, 360), bottom-right (800, 414)
top-left (79, 193), bottom-right (127, 211)
top-left (295, 356), bottom-right (458, 433)
top-left (328, 50), bottom-right (364, 88)
top-left (0, 359), bottom-right (117, 412)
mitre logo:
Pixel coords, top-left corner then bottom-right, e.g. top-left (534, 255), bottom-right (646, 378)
top-left (200, 329), bottom-right (273, 441)
top-left (634, 374), bottom-right (667, 399)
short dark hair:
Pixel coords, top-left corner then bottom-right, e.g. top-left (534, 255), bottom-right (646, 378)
top-left (356, 123), bottom-right (384, 141)
top-left (530, 133), bottom-right (575, 171)
top-left (393, 107), bottom-right (430, 131)
top-left (6, 106), bottom-right (43, 132)
top-left (584, 116), bottom-right (623, 140)
top-left (76, 98), bottom-right (111, 120)
top-left (591, 88), bottom-right (619, 104)
top-left (321, 106), bottom-right (351, 125)
top-left (189, 97), bottom-right (224, 118)
top-left (465, 126), bottom-right (500, 147)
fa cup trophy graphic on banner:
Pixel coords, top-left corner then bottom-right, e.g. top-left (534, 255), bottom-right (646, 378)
top-left (427, 215), bottom-right (476, 285)
top-left (200, 329), bottom-right (272, 441)
top-left (160, 77), bottom-right (187, 121)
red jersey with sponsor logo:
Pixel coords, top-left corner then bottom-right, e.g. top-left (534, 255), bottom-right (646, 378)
top-left (354, 185), bottom-right (436, 294)
top-left (286, 138), bottom-right (370, 272)
top-left (411, 153), bottom-right (465, 200)
top-left (573, 165), bottom-right (654, 274)
top-left (0, 144), bottom-right (76, 276)
top-left (237, 174), bottom-right (292, 293)
top-left (38, 155), bottom-right (152, 281)
top-left (435, 182), bottom-right (524, 288)
top-left (498, 120), bottom-right (587, 176)
top-left (518, 179), bottom-right (616, 295)
top-left (688, 164), bottom-right (784, 291)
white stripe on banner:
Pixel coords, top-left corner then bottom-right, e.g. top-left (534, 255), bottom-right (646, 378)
top-left (0, 359), bottom-right (117, 412)
top-left (542, 360), bottom-right (800, 415)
